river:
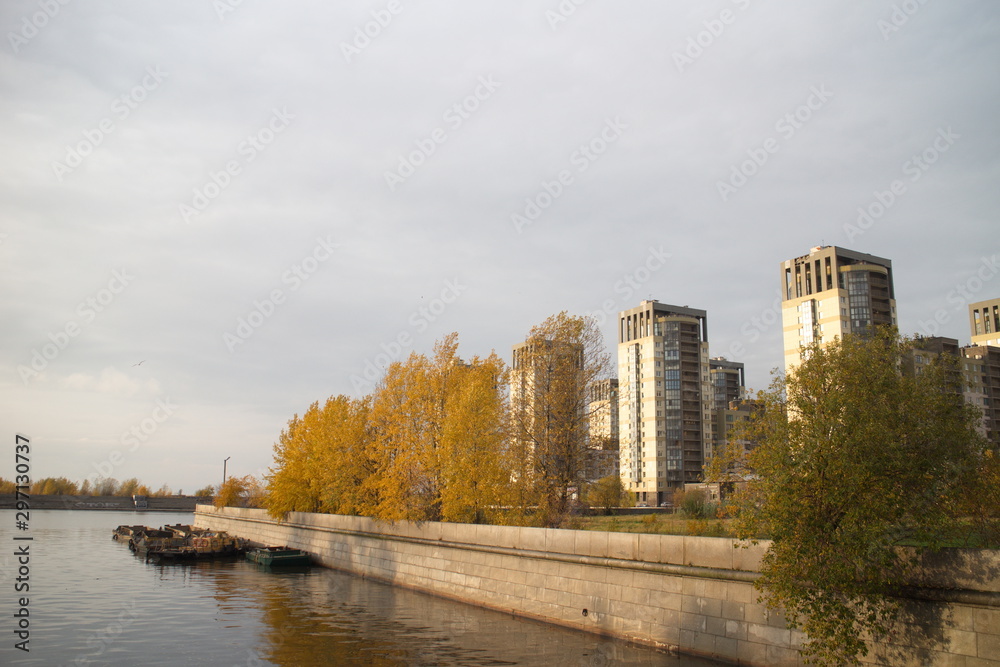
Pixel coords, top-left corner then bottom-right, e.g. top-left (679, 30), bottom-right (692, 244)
top-left (2, 510), bottom-right (729, 666)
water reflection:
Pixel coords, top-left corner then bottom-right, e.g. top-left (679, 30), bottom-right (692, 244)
top-left (206, 547), bottom-right (719, 666)
top-left (6, 511), bottom-right (726, 666)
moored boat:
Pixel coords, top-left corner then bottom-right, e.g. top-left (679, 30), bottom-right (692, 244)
top-left (246, 546), bottom-right (311, 567)
top-left (115, 524), bottom-right (247, 562)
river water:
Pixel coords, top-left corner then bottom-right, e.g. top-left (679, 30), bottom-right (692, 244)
top-left (2, 510), bottom-right (728, 666)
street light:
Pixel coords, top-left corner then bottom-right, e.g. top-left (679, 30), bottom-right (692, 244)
top-left (223, 456), bottom-right (231, 488)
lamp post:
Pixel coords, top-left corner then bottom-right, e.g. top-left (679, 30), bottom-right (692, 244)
top-left (223, 456), bottom-right (231, 489)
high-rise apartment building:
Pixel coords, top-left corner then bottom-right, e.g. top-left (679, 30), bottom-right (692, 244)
top-left (618, 301), bottom-right (712, 505)
top-left (780, 246), bottom-right (896, 373)
top-left (709, 357), bottom-right (745, 411)
top-left (708, 358), bottom-right (746, 461)
top-left (585, 378), bottom-right (620, 481)
top-left (970, 298), bottom-right (1000, 347)
top-left (588, 378), bottom-right (619, 449)
top-left (510, 338), bottom-right (585, 455)
top-left (965, 298), bottom-right (1000, 449)
top-left (962, 345), bottom-right (1000, 451)
top-left (713, 398), bottom-right (761, 461)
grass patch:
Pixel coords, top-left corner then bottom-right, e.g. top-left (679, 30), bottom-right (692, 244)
top-left (566, 513), bottom-right (736, 537)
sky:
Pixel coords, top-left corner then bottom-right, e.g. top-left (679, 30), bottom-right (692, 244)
top-left (1, 1), bottom-right (998, 493)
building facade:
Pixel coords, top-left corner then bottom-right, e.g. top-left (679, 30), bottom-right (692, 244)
top-left (962, 345), bottom-right (1000, 451)
top-left (780, 245), bottom-right (896, 373)
top-left (585, 378), bottom-right (620, 481)
top-left (970, 298), bottom-right (1000, 348)
top-left (510, 338), bottom-right (586, 457)
top-left (708, 357), bottom-right (745, 412)
top-left (617, 301), bottom-right (712, 505)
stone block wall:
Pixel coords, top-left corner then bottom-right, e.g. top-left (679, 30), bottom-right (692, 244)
top-left (195, 506), bottom-right (1000, 665)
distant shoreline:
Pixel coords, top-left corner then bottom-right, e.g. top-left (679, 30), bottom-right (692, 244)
top-left (0, 493), bottom-right (208, 512)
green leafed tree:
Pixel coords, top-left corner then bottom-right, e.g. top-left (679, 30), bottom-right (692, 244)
top-left (714, 328), bottom-right (986, 665)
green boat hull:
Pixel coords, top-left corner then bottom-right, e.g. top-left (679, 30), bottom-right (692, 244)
top-left (246, 548), bottom-right (311, 567)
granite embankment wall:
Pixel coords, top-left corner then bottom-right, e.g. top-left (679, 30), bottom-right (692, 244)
top-left (195, 505), bottom-right (1000, 666)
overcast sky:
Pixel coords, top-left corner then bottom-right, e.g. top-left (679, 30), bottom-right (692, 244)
top-left (1, 1), bottom-right (997, 493)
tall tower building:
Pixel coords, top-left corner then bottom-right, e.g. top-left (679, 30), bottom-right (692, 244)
top-left (970, 298), bottom-right (1000, 347)
top-left (780, 246), bottom-right (896, 373)
top-left (709, 357), bottom-right (745, 411)
top-left (586, 378), bottom-right (620, 481)
top-left (618, 301), bottom-right (712, 505)
top-left (510, 338), bottom-right (585, 455)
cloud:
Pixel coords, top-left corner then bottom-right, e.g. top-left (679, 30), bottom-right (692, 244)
top-left (59, 367), bottom-right (161, 398)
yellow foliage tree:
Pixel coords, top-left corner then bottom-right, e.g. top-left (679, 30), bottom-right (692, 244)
top-left (437, 350), bottom-right (522, 524)
top-left (316, 395), bottom-right (377, 516)
top-left (264, 333), bottom-right (549, 526)
top-left (215, 474), bottom-right (266, 508)
top-left (265, 403), bottom-right (327, 516)
top-left (368, 345), bottom-right (444, 522)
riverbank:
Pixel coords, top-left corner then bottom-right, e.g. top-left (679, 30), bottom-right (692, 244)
top-left (0, 494), bottom-right (208, 511)
top-left (194, 505), bottom-right (1000, 666)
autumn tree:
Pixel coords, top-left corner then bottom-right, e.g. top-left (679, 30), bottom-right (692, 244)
top-left (265, 394), bottom-right (380, 520)
top-left (367, 348), bottom-right (443, 522)
top-left (949, 448), bottom-right (1000, 547)
top-left (30, 477), bottom-right (80, 495)
top-left (585, 474), bottom-right (633, 515)
top-left (437, 348), bottom-right (523, 524)
top-left (713, 329), bottom-right (986, 665)
top-left (91, 477), bottom-right (120, 496)
top-left (510, 312), bottom-right (612, 526)
top-left (215, 474), bottom-right (266, 508)
top-left (118, 478), bottom-right (151, 497)
top-left (265, 402), bottom-right (328, 516)
top-left (265, 334), bottom-right (517, 525)
top-left (315, 395), bottom-right (377, 516)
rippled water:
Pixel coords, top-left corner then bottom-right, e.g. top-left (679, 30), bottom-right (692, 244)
top-left (3, 510), bottom-right (727, 666)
